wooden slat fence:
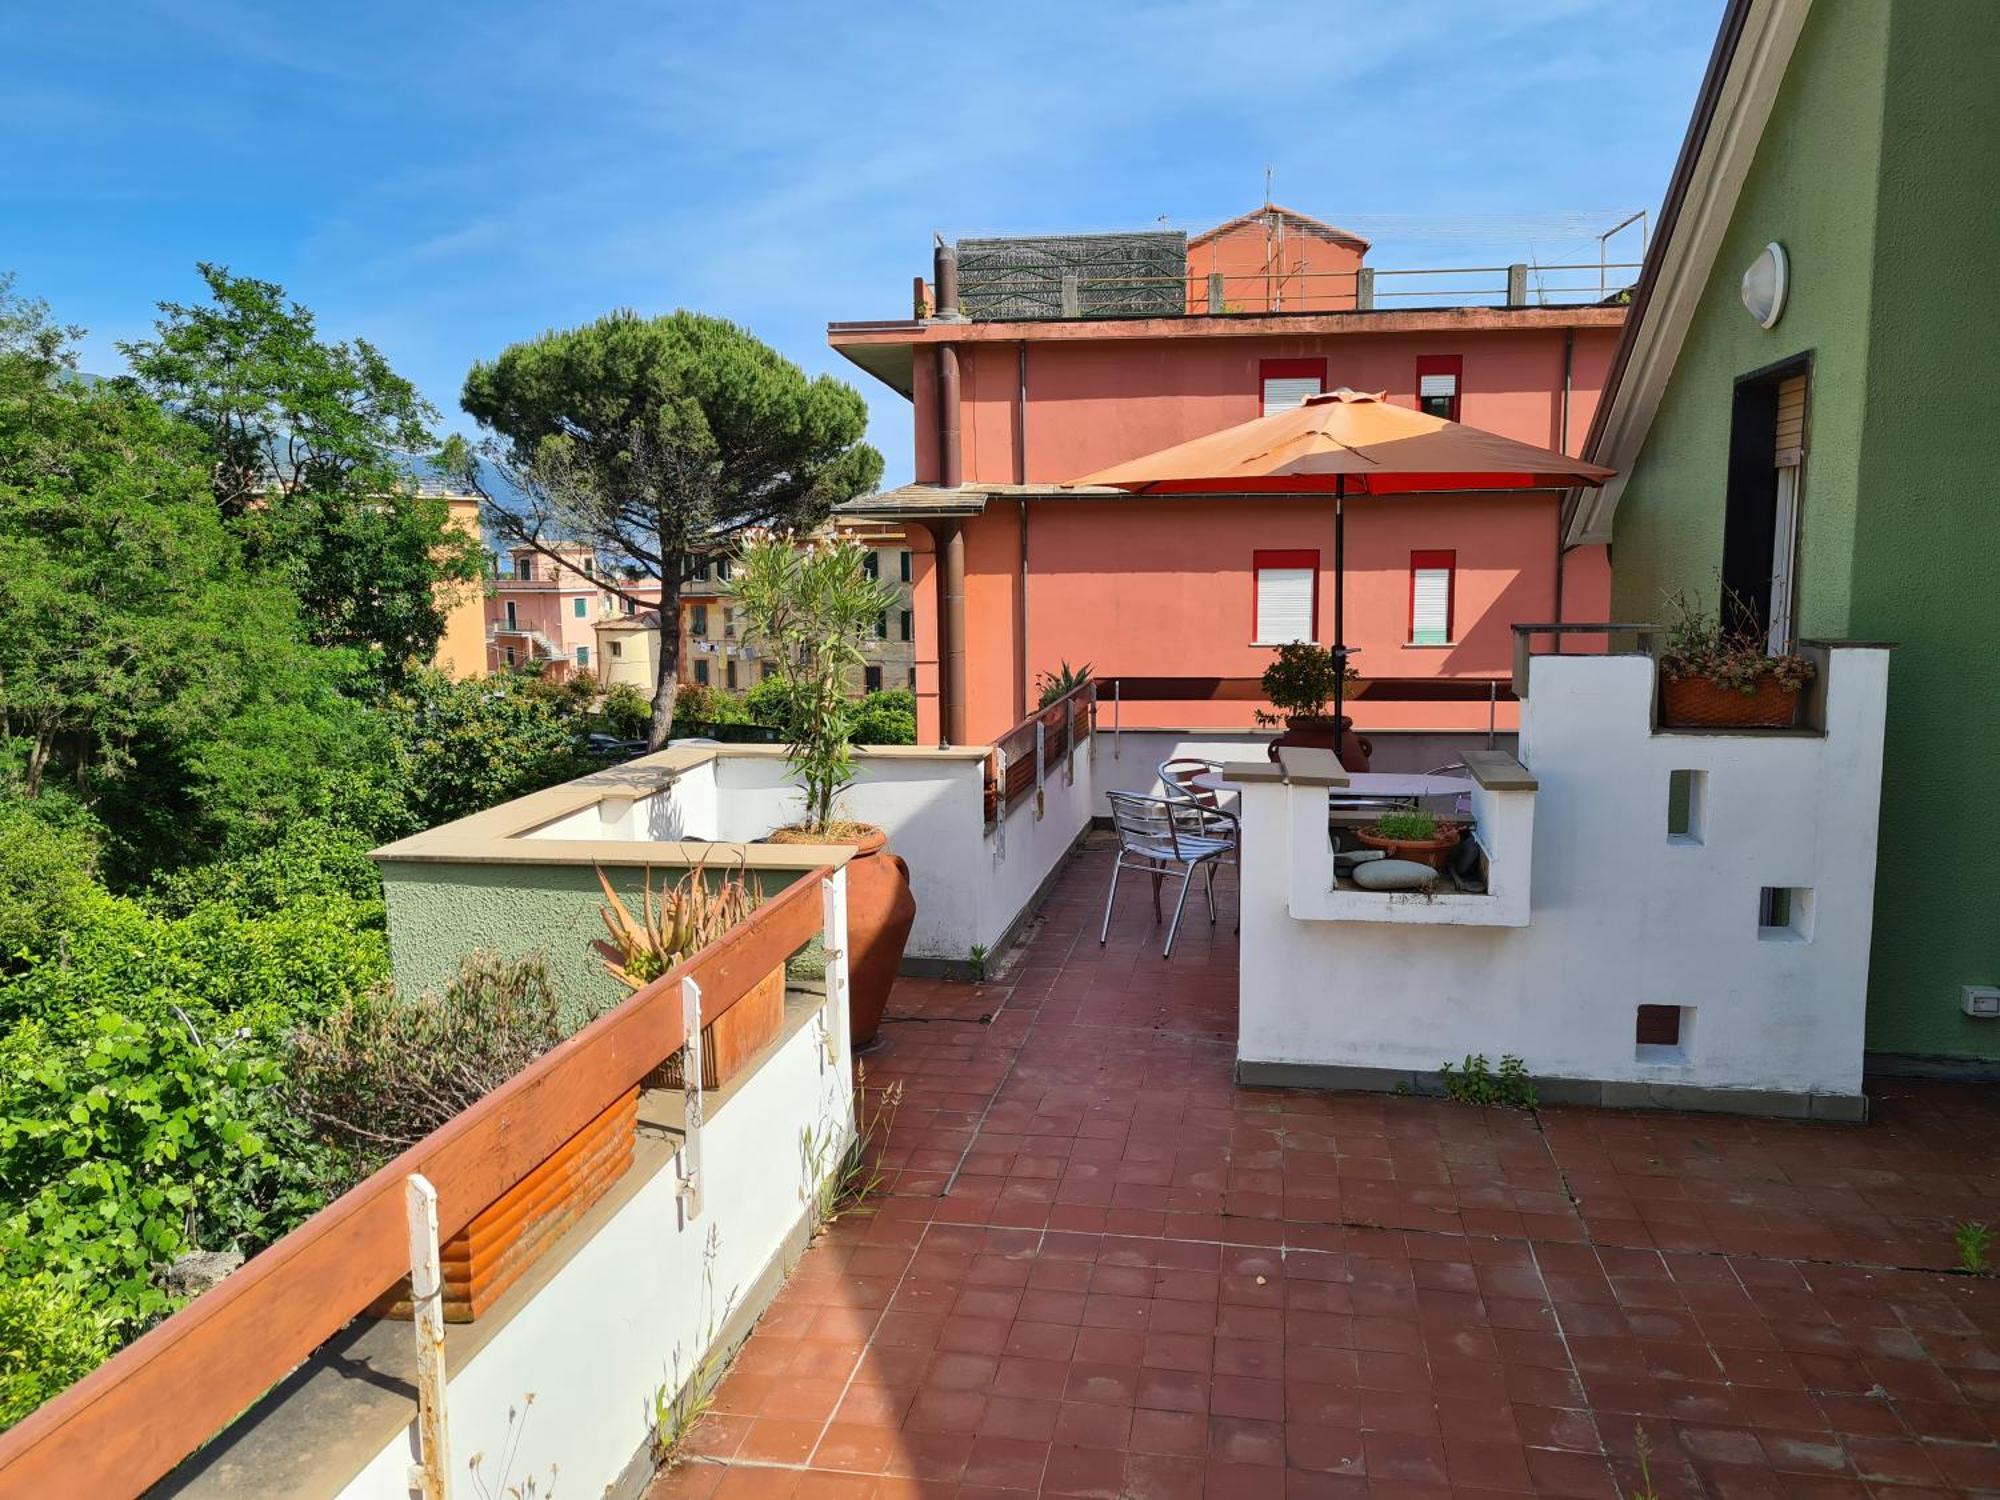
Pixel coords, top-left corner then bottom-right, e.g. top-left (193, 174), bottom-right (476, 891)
top-left (0, 866), bottom-right (836, 1498)
top-left (984, 682), bottom-right (1095, 825)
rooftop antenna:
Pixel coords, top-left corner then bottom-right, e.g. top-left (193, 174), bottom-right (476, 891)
top-left (1263, 164), bottom-right (1274, 207)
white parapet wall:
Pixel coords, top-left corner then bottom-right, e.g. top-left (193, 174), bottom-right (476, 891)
top-left (516, 741), bottom-right (1094, 965)
top-left (165, 976), bottom-right (854, 1500)
top-left (1236, 645), bottom-right (1890, 1116)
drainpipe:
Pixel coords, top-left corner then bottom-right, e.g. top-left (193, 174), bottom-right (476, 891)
top-left (1015, 341), bottom-right (1030, 721)
top-left (938, 520), bottom-right (968, 745)
top-left (934, 237), bottom-right (963, 489)
top-left (1554, 328), bottom-right (1574, 644)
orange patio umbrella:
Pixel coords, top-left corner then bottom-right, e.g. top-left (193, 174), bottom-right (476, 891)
top-left (1073, 387), bottom-right (1616, 731)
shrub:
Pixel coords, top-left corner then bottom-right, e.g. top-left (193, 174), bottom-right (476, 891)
top-left (850, 690), bottom-right (916, 746)
top-left (0, 797), bottom-right (102, 973)
top-left (598, 682), bottom-right (652, 741)
top-left (0, 1275), bottom-right (117, 1430)
top-left (375, 669), bottom-right (595, 830)
top-left (1255, 642), bottom-right (1357, 725)
top-left (148, 817), bottom-right (385, 922)
top-left (290, 952), bottom-right (574, 1159)
top-left (1438, 1053), bottom-right (1538, 1109)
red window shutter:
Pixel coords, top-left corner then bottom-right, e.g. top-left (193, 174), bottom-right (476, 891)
top-left (1258, 358), bottom-right (1327, 416)
top-left (1252, 549), bottom-right (1320, 643)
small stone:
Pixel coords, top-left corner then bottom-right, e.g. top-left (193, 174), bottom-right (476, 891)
top-left (158, 1247), bottom-right (244, 1298)
top-left (1350, 858), bottom-right (1439, 892)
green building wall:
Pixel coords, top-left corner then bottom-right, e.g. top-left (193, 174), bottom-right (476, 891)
top-left (1611, 1), bottom-right (2000, 1061)
top-left (378, 859), bottom-right (809, 1028)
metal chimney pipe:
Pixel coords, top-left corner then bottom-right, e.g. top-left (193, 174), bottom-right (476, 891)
top-left (933, 236), bottom-right (959, 318)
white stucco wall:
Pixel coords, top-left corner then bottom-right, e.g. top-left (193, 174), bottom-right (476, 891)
top-left (332, 989), bottom-right (853, 1500)
top-left (1237, 647), bottom-right (1890, 1101)
top-left (520, 746), bottom-right (1094, 964)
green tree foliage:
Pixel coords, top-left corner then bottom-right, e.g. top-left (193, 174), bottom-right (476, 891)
top-left (121, 264), bottom-right (483, 681)
top-left (0, 798), bottom-right (100, 974)
top-left (733, 532), bottom-right (899, 831)
top-left (454, 310), bottom-right (883, 747)
top-left (850, 689), bottom-right (917, 747)
top-left (374, 669), bottom-right (595, 832)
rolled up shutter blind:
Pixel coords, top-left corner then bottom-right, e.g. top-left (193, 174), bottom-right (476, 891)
top-left (1409, 550), bottom-right (1454, 644)
top-left (1775, 374), bottom-right (1807, 467)
top-left (1254, 558), bottom-right (1316, 643)
top-left (1262, 376), bottom-right (1321, 416)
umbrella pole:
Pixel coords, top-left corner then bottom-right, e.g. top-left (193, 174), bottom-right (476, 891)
top-left (1331, 475), bottom-right (1345, 748)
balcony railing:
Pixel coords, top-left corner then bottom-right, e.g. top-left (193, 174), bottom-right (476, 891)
top-left (0, 870), bottom-right (840, 1496)
top-left (985, 681), bottom-right (1096, 826)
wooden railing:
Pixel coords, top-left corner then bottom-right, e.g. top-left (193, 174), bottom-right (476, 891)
top-left (985, 682), bottom-right (1096, 825)
top-left (0, 867), bottom-right (837, 1498)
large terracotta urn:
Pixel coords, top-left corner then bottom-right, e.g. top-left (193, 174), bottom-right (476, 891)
top-left (769, 824), bottom-right (915, 1047)
top-left (1266, 713), bottom-right (1373, 772)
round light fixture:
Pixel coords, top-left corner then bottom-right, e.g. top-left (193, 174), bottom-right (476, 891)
top-left (1741, 242), bottom-right (1789, 329)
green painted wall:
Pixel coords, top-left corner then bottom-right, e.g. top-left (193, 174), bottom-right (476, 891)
top-left (1611, 1), bottom-right (2000, 1060)
top-left (1611, 0), bottom-right (1890, 637)
top-left (379, 859), bottom-right (806, 1029)
top-left (1844, 1), bottom-right (2000, 1057)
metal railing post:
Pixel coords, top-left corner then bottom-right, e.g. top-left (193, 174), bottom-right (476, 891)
top-left (678, 977), bottom-right (705, 1220)
top-left (1034, 721), bottom-right (1046, 819)
top-left (820, 870), bottom-right (850, 1084)
top-left (405, 1174), bottom-right (452, 1500)
top-left (1112, 679), bottom-right (1121, 758)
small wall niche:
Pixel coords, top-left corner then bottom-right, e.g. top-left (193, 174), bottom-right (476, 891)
top-left (1666, 769), bottom-right (1707, 844)
top-left (1635, 1004), bottom-right (1693, 1063)
top-left (1757, 886), bottom-right (1815, 942)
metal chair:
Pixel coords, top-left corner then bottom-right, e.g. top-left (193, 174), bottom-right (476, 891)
top-left (1101, 791), bottom-right (1237, 959)
top-left (1158, 757), bottom-right (1225, 808)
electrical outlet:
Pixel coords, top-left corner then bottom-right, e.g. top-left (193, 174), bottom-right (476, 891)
top-left (1962, 985), bottom-right (2000, 1019)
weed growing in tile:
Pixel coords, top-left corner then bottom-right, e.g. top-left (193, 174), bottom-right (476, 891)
top-left (467, 1392), bottom-right (557, 1499)
top-left (1439, 1052), bottom-right (1539, 1109)
top-left (1626, 1422), bottom-right (1662, 1500)
top-left (1956, 1219), bottom-right (1993, 1274)
top-left (801, 1065), bottom-right (904, 1233)
top-left (649, 1225), bottom-right (737, 1471)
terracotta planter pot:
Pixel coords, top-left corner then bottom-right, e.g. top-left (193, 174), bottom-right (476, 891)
top-left (1660, 672), bottom-right (1802, 729)
top-left (832, 827), bottom-right (916, 1048)
top-left (653, 962), bottom-right (786, 1091)
top-left (1267, 714), bottom-right (1373, 771)
top-left (370, 1087), bottom-right (639, 1323)
top-left (1354, 824), bottom-right (1463, 871)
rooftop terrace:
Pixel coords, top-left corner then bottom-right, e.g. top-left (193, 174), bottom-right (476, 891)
top-left (649, 842), bottom-right (2000, 1499)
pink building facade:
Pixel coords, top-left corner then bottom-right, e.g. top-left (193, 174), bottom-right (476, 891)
top-left (833, 207), bottom-right (1626, 746)
top-left (487, 545), bottom-right (655, 679)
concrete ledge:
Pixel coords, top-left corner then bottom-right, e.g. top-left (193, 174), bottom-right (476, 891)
top-left (1234, 1059), bottom-right (1869, 1122)
top-left (1462, 749), bottom-right (1537, 790)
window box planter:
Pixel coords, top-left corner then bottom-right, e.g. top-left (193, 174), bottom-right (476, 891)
top-left (653, 962), bottom-right (787, 1089)
top-left (1659, 671), bottom-right (1801, 729)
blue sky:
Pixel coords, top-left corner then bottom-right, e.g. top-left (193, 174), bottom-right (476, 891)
top-left (1, 0), bottom-right (1722, 487)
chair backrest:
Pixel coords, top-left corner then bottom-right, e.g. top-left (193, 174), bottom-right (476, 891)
top-left (1158, 758), bottom-right (1221, 807)
top-left (1108, 790), bottom-right (1230, 863)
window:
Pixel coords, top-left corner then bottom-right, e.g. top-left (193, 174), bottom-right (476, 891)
top-left (1416, 355), bottom-right (1462, 421)
top-left (1252, 550), bottom-right (1318, 644)
top-left (580, 557), bottom-right (595, 578)
top-left (694, 560), bottom-right (710, 582)
top-left (1758, 886), bottom-right (1815, 942)
top-left (865, 664), bottom-right (882, 693)
top-left (504, 646), bottom-right (517, 667)
top-left (899, 550), bottom-right (911, 583)
top-left (1722, 359), bottom-right (1811, 651)
top-left (717, 557), bottom-right (732, 582)
top-left (573, 596), bottom-right (587, 619)
top-left (864, 551), bottom-right (879, 580)
top-left (515, 554), bottom-right (535, 581)
top-left (874, 610), bottom-right (887, 640)
top-left (761, 661), bottom-right (776, 681)
top-left (505, 600), bottom-right (518, 630)
top-left (725, 659), bottom-right (738, 690)
top-left (1666, 770), bottom-right (1707, 844)
top-left (694, 659), bottom-right (710, 685)
top-left (622, 596), bottom-right (635, 615)
top-left (575, 645), bottom-right (590, 668)
top-left (723, 607), bottom-right (735, 639)
top-left (1635, 1005), bottom-right (1693, 1063)
top-left (609, 640), bottom-right (623, 659)
top-left (1408, 550), bottom-right (1455, 645)
top-left (909, 666), bottom-right (919, 690)
top-left (899, 609), bottom-right (912, 642)
top-left (1259, 357), bottom-right (1326, 417)
top-left (690, 604), bottom-right (708, 637)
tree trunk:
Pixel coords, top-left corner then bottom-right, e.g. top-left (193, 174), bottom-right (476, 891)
top-left (25, 723), bottom-right (54, 799)
top-left (648, 573), bottom-right (682, 751)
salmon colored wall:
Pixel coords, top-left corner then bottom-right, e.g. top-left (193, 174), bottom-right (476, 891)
top-left (432, 497), bottom-right (490, 678)
top-left (940, 492), bottom-right (1561, 740)
top-left (949, 327), bottom-right (1617, 487)
top-left (1185, 222), bottom-right (1364, 314)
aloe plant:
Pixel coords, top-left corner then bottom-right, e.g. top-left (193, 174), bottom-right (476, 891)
top-left (593, 861), bottom-right (762, 991)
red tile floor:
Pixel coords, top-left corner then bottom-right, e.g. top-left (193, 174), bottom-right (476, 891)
top-left (651, 844), bottom-right (2000, 1499)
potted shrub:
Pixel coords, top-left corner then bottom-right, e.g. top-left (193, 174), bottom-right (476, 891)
top-left (1354, 809), bottom-right (1465, 870)
top-left (1657, 589), bottom-right (1815, 729)
top-left (1255, 642), bottom-right (1372, 770)
top-left (734, 529), bottom-right (915, 1047)
top-left (594, 860), bottom-right (784, 1090)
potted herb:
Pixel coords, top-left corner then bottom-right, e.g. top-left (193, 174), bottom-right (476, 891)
top-left (1254, 642), bottom-right (1371, 770)
top-left (734, 529), bottom-right (915, 1047)
top-left (594, 861), bottom-right (784, 1089)
top-left (1657, 589), bottom-right (1815, 729)
top-left (1354, 809), bottom-right (1464, 870)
